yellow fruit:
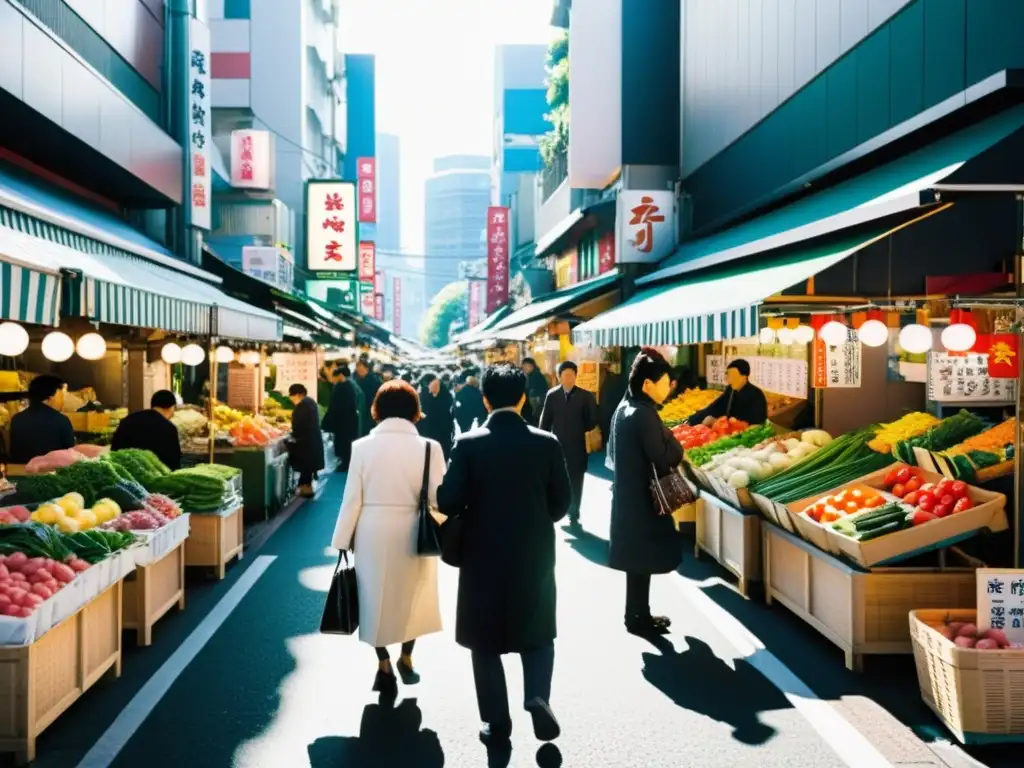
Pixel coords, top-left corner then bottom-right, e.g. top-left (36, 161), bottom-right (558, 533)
top-left (93, 503), bottom-right (119, 524)
top-left (95, 498), bottom-right (121, 517)
top-left (75, 509), bottom-right (97, 529)
top-left (57, 516), bottom-right (81, 534)
top-left (33, 503), bottom-right (62, 525)
top-left (57, 493), bottom-right (84, 514)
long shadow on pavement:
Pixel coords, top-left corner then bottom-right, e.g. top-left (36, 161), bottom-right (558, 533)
top-left (307, 697), bottom-right (444, 767)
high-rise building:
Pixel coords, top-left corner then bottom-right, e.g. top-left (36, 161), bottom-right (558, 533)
top-left (423, 155), bottom-right (490, 298)
top-left (375, 133), bottom-right (401, 253)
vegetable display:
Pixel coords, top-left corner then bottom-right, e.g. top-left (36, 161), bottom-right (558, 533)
top-left (103, 449), bottom-right (172, 490)
top-left (62, 530), bottom-right (138, 564)
top-left (684, 422), bottom-right (775, 468)
top-left (672, 416), bottom-right (748, 450)
top-left (866, 412), bottom-right (941, 454)
top-left (879, 468), bottom-right (974, 523)
top-left (930, 617), bottom-right (1016, 649)
top-left (13, 460), bottom-right (125, 507)
top-left (659, 389), bottom-right (720, 426)
top-left (150, 464), bottom-right (239, 511)
top-left (30, 493), bottom-right (122, 533)
top-left (939, 418), bottom-right (1016, 479)
top-left (891, 410), bottom-right (987, 464)
top-left (700, 430), bottom-right (833, 489)
top-left (801, 484), bottom-right (886, 523)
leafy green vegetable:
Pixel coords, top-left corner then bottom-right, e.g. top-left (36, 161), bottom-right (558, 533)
top-left (685, 423), bottom-right (776, 467)
top-left (0, 522), bottom-right (73, 561)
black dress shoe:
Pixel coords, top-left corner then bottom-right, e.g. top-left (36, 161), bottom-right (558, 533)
top-left (397, 658), bottom-right (420, 685)
top-left (625, 615), bottom-right (671, 636)
top-left (525, 697), bottom-right (561, 741)
top-left (479, 722), bottom-right (512, 746)
top-left (372, 668), bottom-right (397, 694)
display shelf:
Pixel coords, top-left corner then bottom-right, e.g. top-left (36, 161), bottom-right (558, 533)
top-left (122, 539), bottom-right (186, 646)
top-left (694, 491), bottom-right (762, 597)
top-left (762, 523), bottom-right (976, 672)
top-left (0, 580), bottom-right (123, 765)
top-left (184, 505), bottom-right (244, 580)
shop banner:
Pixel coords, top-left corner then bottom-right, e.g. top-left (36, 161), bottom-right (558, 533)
top-left (306, 181), bottom-right (357, 272)
top-left (976, 569), bottom-right (1024, 642)
top-left (598, 230), bottom-right (616, 274)
top-left (707, 354), bottom-right (807, 398)
top-left (357, 157), bottom-right (376, 223)
top-left (188, 18), bottom-right (212, 230)
top-left (359, 283), bottom-right (375, 316)
top-left (974, 334), bottom-right (1019, 378)
top-left (706, 355), bottom-right (725, 387)
top-left (615, 190), bottom-right (676, 264)
top-left (486, 206), bottom-right (510, 313)
top-left (374, 293), bottom-right (384, 322)
top-left (374, 270), bottom-right (385, 294)
top-left (812, 333), bottom-right (861, 388)
top-left (393, 276), bottom-right (402, 335)
top-left (272, 352), bottom-right (318, 402)
top-left (358, 242), bottom-right (375, 283)
top-left (927, 352), bottom-right (1016, 402)
top-left (230, 129), bottom-right (272, 189)
top-left (468, 279), bottom-right (484, 328)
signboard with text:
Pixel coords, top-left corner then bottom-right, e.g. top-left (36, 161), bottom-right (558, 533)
top-left (393, 277), bottom-right (402, 335)
top-left (486, 206), bottom-right (510, 313)
top-left (598, 230), bottom-right (616, 274)
top-left (615, 190), bottom-right (676, 265)
top-left (977, 569), bottom-right (1024, 643)
top-left (306, 181), bottom-right (357, 272)
top-left (927, 352), bottom-right (1016, 403)
top-left (468, 279), bottom-right (484, 328)
top-left (374, 293), bottom-right (384, 322)
top-left (358, 242), bottom-right (375, 283)
top-left (230, 129), bottom-right (272, 189)
top-left (357, 157), bottom-right (376, 223)
top-left (359, 282), bottom-right (375, 316)
top-left (706, 354), bottom-right (807, 398)
top-left (813, 332), bottom-right (862, 388)
top-left (188, 18), bottom-right (211, 230)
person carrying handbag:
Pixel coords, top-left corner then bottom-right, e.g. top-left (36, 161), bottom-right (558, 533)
top-left (330, 380), bottom-right (448, 695)
top-left (606, 347), bottom-right (685, 636)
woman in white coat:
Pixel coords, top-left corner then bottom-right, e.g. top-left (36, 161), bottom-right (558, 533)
top-left (331, 379), bottom-right (447, 693)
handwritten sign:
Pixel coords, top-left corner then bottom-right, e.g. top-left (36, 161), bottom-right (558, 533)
top-left (706, 355), bottom-right (725, 387)
top-left (706, 354), bottom-right (807, 398)
top-left (928, 352), bottom-right (1016, 403)
top-left (272, 352), bottom-right (318, 403)
top-left (813, 333), bottom-right (861, 389)
top-left (977, 568), bottom-right (1024, 643)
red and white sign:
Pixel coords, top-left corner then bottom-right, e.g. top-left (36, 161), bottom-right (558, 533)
top-left (374, 293), bottom-right (384, 322)
top-left (306, 181), bottom-right (357, 271)
top-left (598, 230), bottom-right (616, 274)
top-left (615, 190), bottom-right (676, 264)
top-left (357, 157), bottom-right (376, 223)
top-left (230, 130), bottom-right (272, 189)
top-left (188, 19), bottom-right (211, 230)
top-left (486, 206), bottom-right (510, 313)
top-left (393, 277), bottom-right (402, 335)
top-left (359, 285), bottom-right (375, 316)
top-left (812, 331), bottom-right (862, 389)
top-left (374, 270), bottom-right (385, 294)
top-left (358, 242), bottom-right (375, 283)
top-left (468, 280), bottom-right (484, 327)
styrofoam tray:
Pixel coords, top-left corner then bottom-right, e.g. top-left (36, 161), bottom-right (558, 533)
top-left (133, 514), bottom-right (191, 566)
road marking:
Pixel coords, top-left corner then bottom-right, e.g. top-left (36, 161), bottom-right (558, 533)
top-left (670, 575), bottom-right (895, 768)
top-left (75, 555), bottom-right (277, 768)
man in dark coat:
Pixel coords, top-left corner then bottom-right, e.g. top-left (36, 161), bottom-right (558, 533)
top-left (8, 375), bottom-right (75, 464)
top-left (111, 389), bottom-right (182, 470)
top-left (521, 357), bottom-right (549, 426)
top-left (453, 373), bottom-right (488, 434)
top-left (608, 347), bottom-right (685, 636)
top-left (287, 384), bottom-right (325, 497)
top-left (322, 366), bottom-right (359, 471)
top-left (437, 363), bottom-right (572, 747)
top-left (686, 358), bottom-right (767, 426)
top-left (353, 359), bottom-right (381, 434)
top-left (417, 376), bottom-right (455, 460)
top-left (539, 360), bottom-right (598, 527)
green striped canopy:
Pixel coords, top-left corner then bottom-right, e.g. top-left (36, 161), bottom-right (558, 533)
top-left (0, 260), bottom-right (60, 325)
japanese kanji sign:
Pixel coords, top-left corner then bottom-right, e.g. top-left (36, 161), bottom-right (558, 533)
top-left (374, 293), bottom-right (384, 322)
top-left (812, 329), bottom-right (861, 388)
top-left (468, 279), bottom-right (484, 328)
top-left (977, 569), bottom-right (1024, 644)
top-left (359, 282), bottom-right (375, 316)
top-left (306, 181), bottom-right (357, 272)
top-left (230, 129), bottom-right (272, 189)
top-left (357, 157), bottom-right (376, 224)
top-left (374, 270), bottom-right (384, 295)
top-left (393, 277), bottom-right (402, 335)
top-left (927, 351), bottom-right (1016, 403)
top-left (615, 190), bottom-right (676, 264)
top-left (358, 242), bottom-right (375, 283)
top-left (974, 334), bottom-right (1019, 379)
top-left (598, 230), bottom-right (616, 274)
top-left (188, 18), bottom-right (212, 230)
top-left (486, 206), bottom-right (510, 314)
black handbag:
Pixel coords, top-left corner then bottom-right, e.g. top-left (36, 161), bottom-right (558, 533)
top-left (319, 551), bottom-right (359, 635)
top-left (416, 442), bottom-right (443, 556)
top-left (650, 463), bottom-right (696, 517)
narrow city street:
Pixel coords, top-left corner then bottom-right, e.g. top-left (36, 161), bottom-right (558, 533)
top-left (15, 462), bottom-right (1015, 768)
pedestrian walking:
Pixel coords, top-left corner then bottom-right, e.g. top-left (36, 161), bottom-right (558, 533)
top-left (353, 359), bottom-right (381, 434)
top-left (521, 357), bottom-right (549, 426)
top-left (453, 372), bottom-right (488, 434)
top-left (437, 363), bottom-right (572, 747)
top-left (607, 347), bottom-right (685, 636)
top-left (539, 360), bottom-right (598, 528)
top-left (418, 375), bottom-right (455, 460)
top-left (331, 380), bottom-right (447, 695)
top-left (287, 383), bottom-right (325, 498)
top-left (322, 365), bottom-right (359, 471)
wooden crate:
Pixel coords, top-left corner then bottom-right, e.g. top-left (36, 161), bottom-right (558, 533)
top-left (694, 491), bottom-right (762, 596)
top-left (185, 505), bottom-right (244, 580)
top-left (762, 523), bottom-right (976, 672)
top-left (123, 539), bottom-right (186, 646)
top-left (0, 580), bottom-right (123, 765)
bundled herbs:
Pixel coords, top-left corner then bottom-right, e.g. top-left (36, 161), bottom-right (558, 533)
top-left (103, 449), bottom-right (171, 490)
top-left (150, 464), bottom-right (239, 511)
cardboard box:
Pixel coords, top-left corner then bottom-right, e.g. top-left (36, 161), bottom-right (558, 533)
top-left (786, 483), bottom-right (888, 555)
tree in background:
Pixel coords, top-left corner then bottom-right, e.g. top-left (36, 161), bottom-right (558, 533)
top-left (419, 281), bottom-right (468, 348)
top-left (539, 29), bottom-right (569, 167)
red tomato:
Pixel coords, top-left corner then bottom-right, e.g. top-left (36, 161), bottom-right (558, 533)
top-left (917, 496), bottom-right (934, 512)
top-left (934, 503), bottom-right (952, 518)
top-left (883, 469), bottom-right (900, 488)
top-left (904, 477), bottom-right (921, 493)
top-left (891, 483), bottom-right (906, 498)
top-left (950, 481), bottom-right (968, 499)
top-left (953, 497), bottom-right (975, 514)
top-left (940, 494), bottom-right (955, 507)
top-left (895, 467), bottom-right (912, 485)
top-left (904, 491), bottom-right (919, 506)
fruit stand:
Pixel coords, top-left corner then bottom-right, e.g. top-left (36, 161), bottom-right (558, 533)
top-left (184, 505), bottom-right (244, 580)
top-left (122, 513), bottom-right (190, 646)
top-left (694, 491), bottom-right (761, 596)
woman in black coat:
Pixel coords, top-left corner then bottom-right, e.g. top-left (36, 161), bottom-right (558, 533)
top-left (417, 375), bottom-right (455, 460)
top-left (288, 383), bottom-right (326, 497)
top-left (607, 347), bottom-right (684, 635)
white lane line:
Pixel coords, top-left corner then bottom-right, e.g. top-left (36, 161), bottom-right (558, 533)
top-left (76, 555), bottom-right (277, 768)
top-left (671, 575), bottom-right (894, 768)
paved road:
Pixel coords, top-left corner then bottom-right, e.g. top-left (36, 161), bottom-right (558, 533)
top-left (25, 462), bottom-right (1020, 767)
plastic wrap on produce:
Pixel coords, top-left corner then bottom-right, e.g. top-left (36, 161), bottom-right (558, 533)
top-left (133, 514), bottom-right (191, 566)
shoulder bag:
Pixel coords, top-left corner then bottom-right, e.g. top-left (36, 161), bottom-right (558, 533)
top-left (416, 442), bottom-right (443, 556)
top-left (650, 463), bottom-right (696, 518)
top-left (319, 551), bottom-right (359, 634)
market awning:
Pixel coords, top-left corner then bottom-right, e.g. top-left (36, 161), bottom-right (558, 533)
top-left (485, 270), bottom-right (619, 337)
top-left (454, 306), bottom-right (513, 345)
top-left (0, 253), bottom-right (61, 326)
top-left (641, 104), bottom-right (1024, 285)
top-left (283, 324), bottom-right (314, 342)
top-left (573, 233), bottom-right (883, 348)
top-left (534, 198), bottom-right (614, 260)
top-left (489, 319), bottom-right (549, 341)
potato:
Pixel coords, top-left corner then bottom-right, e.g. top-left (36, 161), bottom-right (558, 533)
top-left (974, 638), bottom-right (1000, 650)
top-left (954, 636), bottom-right (976, 648)
top-left (983, 628), bottom-right (1010, 648)
top-left (957, 623), bottom-right (978, 638)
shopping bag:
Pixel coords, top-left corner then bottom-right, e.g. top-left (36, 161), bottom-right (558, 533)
top-left (320, 551), bottom-right (359, 634)
top-left (417, 442), bottom-right (443, 556)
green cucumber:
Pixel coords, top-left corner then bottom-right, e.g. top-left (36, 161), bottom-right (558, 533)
top-left (855, 519), bottom-right (908, 541)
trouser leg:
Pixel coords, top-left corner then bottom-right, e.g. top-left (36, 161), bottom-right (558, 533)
top-left (625, 572), bottom-right (651, 620)
top-left (298, 471), bottom-right (313, 486)
top-left (336, 436), bottom-right (352, 470)
top-left (401, 639), bottom-right (415, 657)
top-left (375, 646), bottom-right (389, 661)
top-left (569, 468), bottom-right (586, 521)
top-left (471, 651), bottom-right (511, 727)
top-left (520, 643), bottom-right (555, 706)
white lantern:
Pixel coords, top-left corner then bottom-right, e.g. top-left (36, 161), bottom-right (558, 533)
top-left (758, 327), bottom-right (776, 344)
top-left (215, 345), bottom-right (235, 363)
top-left (181, 343), bottom-right (205, 366)
top-left (898, 324), bottom-right (933, 354)
top-left (161, 342), bottom-right (182, 364)
top-left (0, 322), bottom-right (29, 357)
top-left (40, 331), bottom-right (74, 362)
top-left (819, 321), bottom-right (848, 347)
top-left (856, 319), bottom-right (889, 348)
top-left (777, 327), bottom-right (795, 345)
top-left (793, 324), bottom-right (815, 344)
top-left (241, 350), bottom-right (261, 366)
top-left (941, 323), bottom-right (977, 353)
top-left (75, 332), bottom-right (107, 361)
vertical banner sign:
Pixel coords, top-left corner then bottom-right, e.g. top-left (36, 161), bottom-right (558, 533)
top-left (230, 130), bottom-right (272, 189)
top-left (393, 277), bottom-right (402, 335)
top-left (598, 230), bottom-right (616, 274)
top-left (374, 293), bottom-right (384, 322)
top-left (486, 206), bottom-right (510, 313)
top-left (188, 18), bottom-right (212, 230)
top-left (306, 181), bottom-right (357, 271)
top-left (374, 270), bottom-right (384, 295)
top-left (358, 242), bottom-right (376, 283)
top-left (468, 280), bottom-right (483, 328)
top-left (359, 283), bottom-right (375, 316)
top-left (357, 157), bottom-right (376, 223)
top-left (812, 330), bottom-right (862, 388)
top-left (975, 334), bottom-right (1020, 378)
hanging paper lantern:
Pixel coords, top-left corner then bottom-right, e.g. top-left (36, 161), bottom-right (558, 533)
top-left (241, 350), bottom-right (261, 366)
top-left (899, 324), bottom-right (933, 354)
top-left (181, 344), bottom-right (205, 366)
top-left (793, 324), bottom-right (815, 344)
top-left (819, 320), bottom-right (848, 346)
top-left (941, 309), bottom-right (977, 352)
top-left (776, 327), bottom-right (795, 345)
top-left (758, 327), bottom-right (775, 344)
top-left (75, 332), bottom-right (107, 361)
top-left (856, 310), bottom-right (889, 348)
top-left (215, 345), bottom-right (235, 363)
top-left (41, 331), bottom-right (74, 362)
top-left (0, 322), bottom-right (29, 357)
top-left (161, 342), bottom-right (182, 364)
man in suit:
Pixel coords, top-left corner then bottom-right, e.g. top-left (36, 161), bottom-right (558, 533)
top-left (438, 363), bottom-right (572, 748)
top-left (539, 360), bottom-right (598, 528)
top-left (323, 365), bottom-right (359, 471)
top-left (287, 384), bottom-right (325, 497)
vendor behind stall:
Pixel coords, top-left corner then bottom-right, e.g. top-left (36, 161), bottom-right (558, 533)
top-left (686, 359), bottom-right (768, 426)
top-left (8, 375), bottom-right (75, 464)
top-left (111, 389), bottom-right (182, 470)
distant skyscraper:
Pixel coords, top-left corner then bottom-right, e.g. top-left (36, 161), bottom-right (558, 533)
top-left (424, 155), bottom-right (491, 298)
top-left (375, 133), bottom-right (401, 252)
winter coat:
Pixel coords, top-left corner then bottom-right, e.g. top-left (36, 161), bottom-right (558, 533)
top-left (331, 419), bottom-right (447, 647)
top-left (418, 387), bottom-right (455, 459)
top-left (607, 394), bottom-right (685, 574)
top-left (453, 384), bottom-right (488, 434)
top-left (323, 380), bottom-right (359, 441)
top-left (8, 402), bottom-right (75, 464)
top-left (437, 410), bottom-right (572, 654)
top-left (539, 385), bottom-right (598, 477)
top-left (288, 396), bottom-right (325, 474)
top-left (111, 409), bottom-right (182, 470)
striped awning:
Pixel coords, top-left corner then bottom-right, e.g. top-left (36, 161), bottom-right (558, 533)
top-left (0, 259), bottom-right (61, 325)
